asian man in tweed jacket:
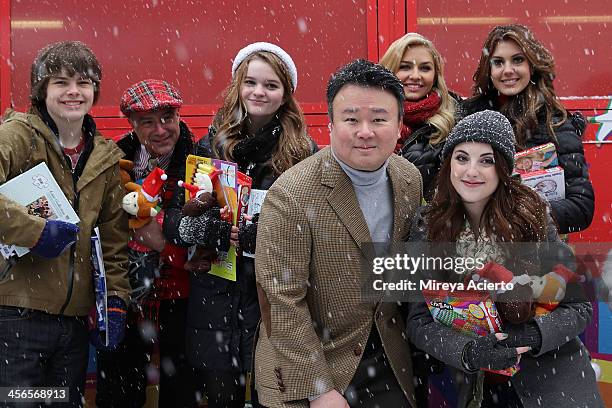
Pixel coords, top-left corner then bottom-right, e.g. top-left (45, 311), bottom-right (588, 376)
top-left (254, 60), bottom-right (422, 408)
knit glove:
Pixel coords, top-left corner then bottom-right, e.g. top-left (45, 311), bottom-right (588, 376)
top-left (499, 322), bottom-right (542, 353)
top-left (462, 334), bottom-right (518, 371)
top-left (239, 213), bottom-right (259, 254)
top-left (178, 208), bottom-right (232, 252)
top-left (90, 296), bottom-right (127, 351)
top-left (30, 219), bottom-right (79, 258)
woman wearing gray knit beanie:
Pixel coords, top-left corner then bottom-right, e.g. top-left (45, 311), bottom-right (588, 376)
top-left (461, 24), bottom-right (594, 234)
top-left (404, 110), bottom-right (602, 407)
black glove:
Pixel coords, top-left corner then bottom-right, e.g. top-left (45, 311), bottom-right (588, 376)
top-left (499, 322), bottom-right (542, 353)
top-left (239, 213), bottom-right (259, 254)
top-left (463, 334), bottom-right (518, 371)
top-left (178, 208), bottom-right (232, 252)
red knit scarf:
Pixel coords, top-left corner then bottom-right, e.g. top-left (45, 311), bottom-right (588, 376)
top-left (396, 92), bottom-right (442, 153)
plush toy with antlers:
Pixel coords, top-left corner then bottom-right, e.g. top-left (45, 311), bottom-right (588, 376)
top-left (472, 262), bottom-right (584, 323)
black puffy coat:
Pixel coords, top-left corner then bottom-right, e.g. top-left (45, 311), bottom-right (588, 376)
top-left (459, 97), bottom-right (594, 234)
top-left (167, 120), bottom-right (316, 372)
top-left (399, 123), bottom-right (444, 202)
top-left (399, 94), bottom-right (461, 201)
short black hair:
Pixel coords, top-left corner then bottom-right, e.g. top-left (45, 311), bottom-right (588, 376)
top-left (326, 59), bottom-right (404, 121)
top-left (30, 41), bottom-right (102, 105)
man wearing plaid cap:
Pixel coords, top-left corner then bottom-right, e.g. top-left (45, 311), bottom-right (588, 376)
top-left (95, 79), bottom-right (198, 408)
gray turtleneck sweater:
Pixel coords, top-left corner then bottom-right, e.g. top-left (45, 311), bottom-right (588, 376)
top-left (332, 150), bottom-right (394, 243)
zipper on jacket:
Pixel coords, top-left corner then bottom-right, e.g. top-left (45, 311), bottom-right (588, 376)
top-left (58, 156), bottom-right (79, 315)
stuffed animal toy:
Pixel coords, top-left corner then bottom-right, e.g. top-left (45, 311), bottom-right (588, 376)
top-left (122, 167), bottom-right (167, 229)
top-left (119, 159), bottom-right (134, 186)
top-left (472, 262), bottom-right (584, 323)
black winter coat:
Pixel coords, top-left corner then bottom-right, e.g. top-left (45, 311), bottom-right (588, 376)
top-left (399, 123), bottom-right (443, 202)
top-left (459, 97), bottom-right (595, 234)
top-left (168, 121), bottom-right (317, 372)
top-left (399, 94), bottom-right (461, 201)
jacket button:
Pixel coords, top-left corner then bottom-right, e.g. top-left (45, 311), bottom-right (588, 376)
top-left (353, 346), bottom-right (362, 356)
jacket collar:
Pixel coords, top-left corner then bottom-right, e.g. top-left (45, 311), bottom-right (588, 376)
top-left (9, 107), bottom-right (126, 192)
top-left (320, 147), bottom-right (415, 255)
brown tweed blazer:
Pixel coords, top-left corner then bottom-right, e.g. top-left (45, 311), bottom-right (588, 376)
top-left (254, 146), bottom-right (422, 407)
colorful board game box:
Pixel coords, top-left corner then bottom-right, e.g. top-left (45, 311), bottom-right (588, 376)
top-left (422, 284), bottom-right (519, 376)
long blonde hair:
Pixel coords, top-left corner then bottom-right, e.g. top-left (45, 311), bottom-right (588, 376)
top-left (212, 51), bottom-right (311, 175)
top-left (379, 33), bottom-right (455, 145)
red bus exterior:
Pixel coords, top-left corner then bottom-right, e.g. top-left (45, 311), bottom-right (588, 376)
top-left (1, 1), bottom-right (610, 405)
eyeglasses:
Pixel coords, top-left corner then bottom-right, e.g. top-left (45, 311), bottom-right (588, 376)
top-left (135, 112), bottom-right (179, 130)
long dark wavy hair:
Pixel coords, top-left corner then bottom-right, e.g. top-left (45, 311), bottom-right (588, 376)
top-left (427, 149), bottom-right (548, 242)
top-left (211, 51), bottom-right (311, 175)
top-left (467, 24), bottom-right (567, 148)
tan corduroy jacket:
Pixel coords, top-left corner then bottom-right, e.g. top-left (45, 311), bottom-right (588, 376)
top-left (0, 109), bottom-right (130, 316)
top-left (254, 147), bottom-right (422, 407)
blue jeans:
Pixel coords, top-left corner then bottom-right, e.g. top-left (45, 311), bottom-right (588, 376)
top-left (0, 306), bottom-right (89, 407)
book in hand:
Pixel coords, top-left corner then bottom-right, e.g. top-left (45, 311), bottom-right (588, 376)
top-left (242, 188), bottom-right (267, 259)
top-left (514, 143), bottom-right (565, 202)
top-left (0, 162), bottom-right (79, 259)
top-left (520, 167), bottom-right (565, 202)
top-left (513, 142), bottom-right (558, 175)
top-left (422, 282), bottom-right (519, 376)
top-left (184, 155), bottom-right (252, 281)
top-left (91, 226), bottom-right (109, 346)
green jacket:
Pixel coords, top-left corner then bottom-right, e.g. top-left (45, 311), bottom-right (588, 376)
top-left (0, 108), bottom-right (130, 316)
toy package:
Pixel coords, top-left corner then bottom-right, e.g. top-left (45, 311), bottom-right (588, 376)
top-left (520, 166), bottom-right (565, 202)
top-left (184, 155), bottom-right (252, 281)
top-left (513, 143), bottom-right (558, 175)
top-left (422, 284), bottom-right (519, 376)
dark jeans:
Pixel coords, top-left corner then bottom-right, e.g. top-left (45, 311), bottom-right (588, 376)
top-left (198, 370), bottom-right (262, 408)
top-left (96, 298), bottom-right (198, 408)
top-left (0, 306), bottom-right (89, 408)
top-left (345, 329), bottom-right (410, 408)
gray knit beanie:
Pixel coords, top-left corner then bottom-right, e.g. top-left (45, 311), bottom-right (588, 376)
top-left (443, 110), bottom-right (516, 170)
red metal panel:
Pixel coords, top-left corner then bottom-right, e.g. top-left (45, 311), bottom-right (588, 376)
top-left (7, 1), bottom-right (369, 112)
top-left (0, 0), bottom-right (11, 113)
top-left (414, 0), bottom-right (611, 98)
top-left (406, 0), bottom-right (417, 31)
top-left (366, 0), bottom-right (379, 61)
top-left (377, 0), bottom-right (407, 59)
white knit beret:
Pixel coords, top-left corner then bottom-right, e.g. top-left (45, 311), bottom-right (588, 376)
top-left (231, 42), bottom-right (298, 92)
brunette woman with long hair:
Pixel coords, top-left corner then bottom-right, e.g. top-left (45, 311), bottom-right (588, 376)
top-left (380, 32), bottom-right (457, 200)
top-left (406, 110), bottom-right (602, 407)
top-left (461, 24), bottom-right (594, 234)
top-left (174, 42), bottom-right (315, 407)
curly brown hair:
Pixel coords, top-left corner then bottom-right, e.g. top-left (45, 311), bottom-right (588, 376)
top-left (469, 24), bottom-right (567, 147)
top-left (427, 149), bottom-right (548, 243)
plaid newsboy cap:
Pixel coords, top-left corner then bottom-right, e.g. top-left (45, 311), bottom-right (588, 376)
top-left (120, 79), bottom-right (182, 116)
